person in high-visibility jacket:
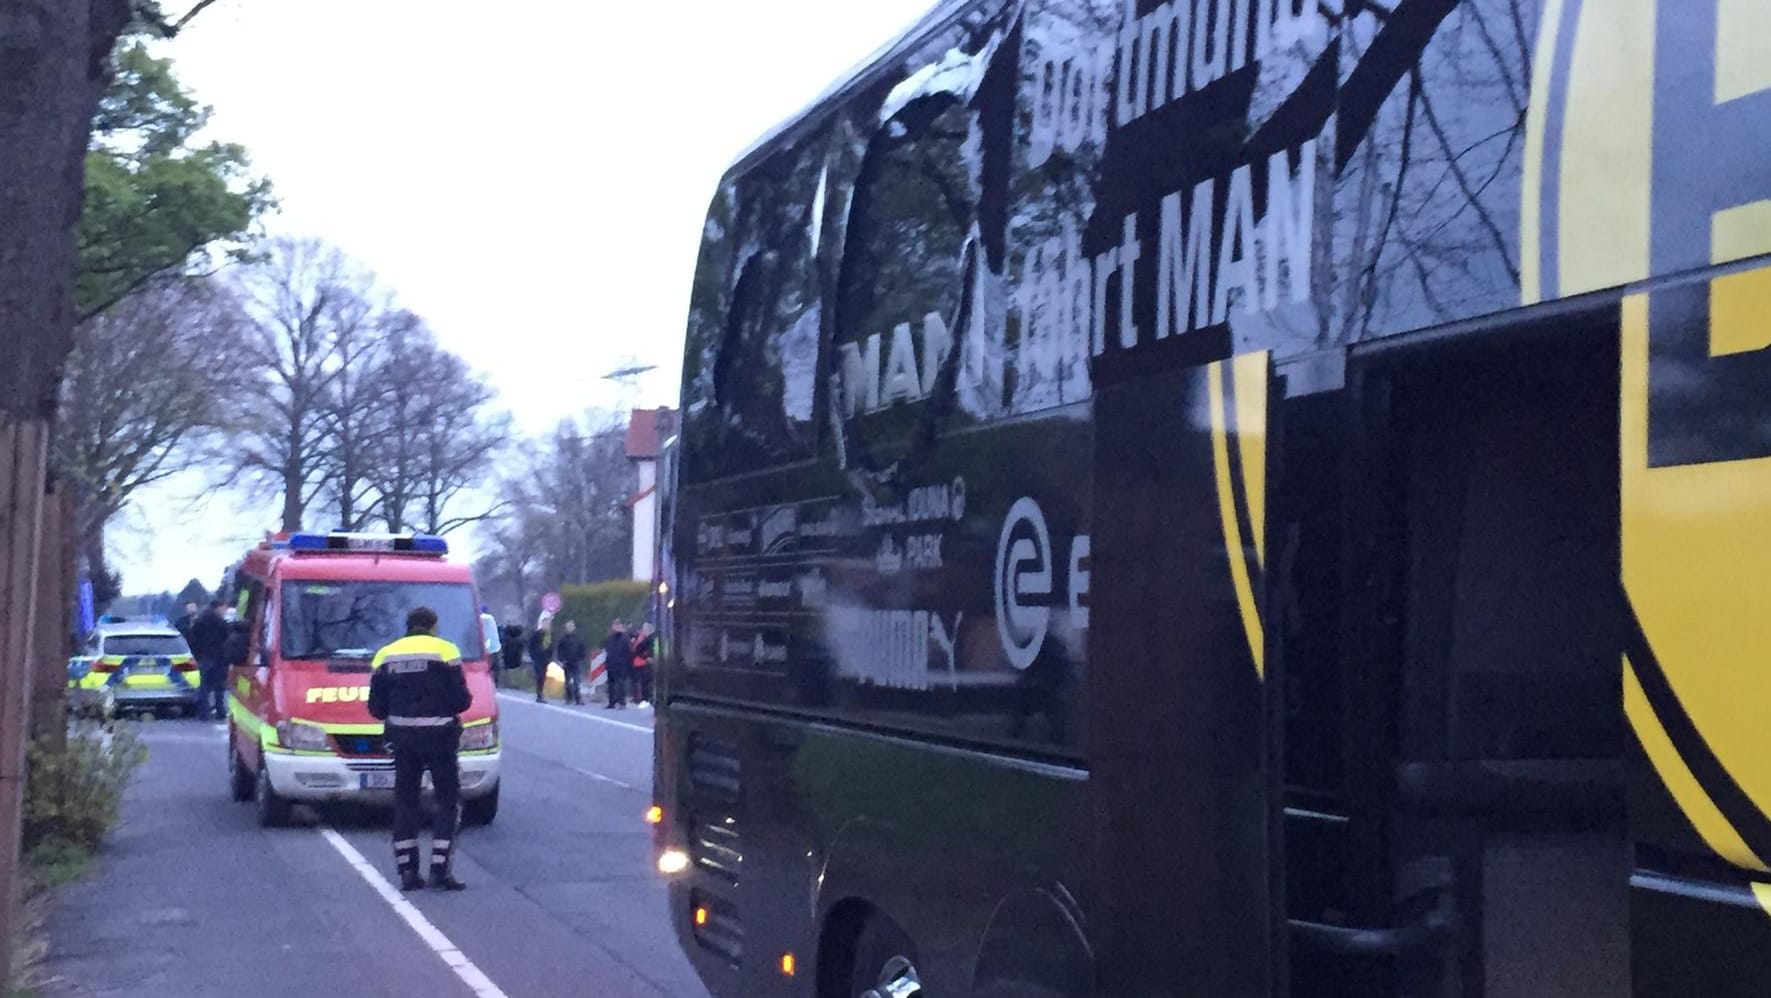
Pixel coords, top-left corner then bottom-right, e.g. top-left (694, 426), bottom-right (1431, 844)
top-left (367, 606), bottom-right (473, 891)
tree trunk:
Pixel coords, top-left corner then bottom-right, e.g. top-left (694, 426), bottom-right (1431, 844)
top-left (0, 0), bottom-right (133, 984)
top-left (336, 478), bottom-right (353, 532)
top-left (282, 463), bottom-right (302, 533)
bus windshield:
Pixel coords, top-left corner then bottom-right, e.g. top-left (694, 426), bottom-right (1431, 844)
top-left (279, 581), bottom-right (483, 660)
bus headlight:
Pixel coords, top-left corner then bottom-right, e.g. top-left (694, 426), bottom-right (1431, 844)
top-left (276, 720), bottom-right (330, 752)
top-left (657, 848), bottom-right (690, 875)
top-left (460, 721), bottom-right (499, 752)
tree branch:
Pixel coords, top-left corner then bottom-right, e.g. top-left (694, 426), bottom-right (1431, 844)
top-left (170, 0), bottom-right (220, 31)
top-left (77, 254), bottom-right (187, 322)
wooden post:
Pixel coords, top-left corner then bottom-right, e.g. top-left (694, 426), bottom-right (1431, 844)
top-left (0, 420), bottom-right (49, 988)
top-left (30, 483), bottom-right (70, 749)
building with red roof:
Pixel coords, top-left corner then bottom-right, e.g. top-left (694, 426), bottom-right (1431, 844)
top-left (625, 407), bottom-right (676, 582)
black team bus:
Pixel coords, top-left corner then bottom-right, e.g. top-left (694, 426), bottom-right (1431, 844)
top-left (652, 1), bottom-right (1771, 995)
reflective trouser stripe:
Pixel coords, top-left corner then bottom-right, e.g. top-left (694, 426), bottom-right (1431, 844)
top-left (387, 716), bottom-right (453, 727)
top-left (395, 839), bottom-right (419, 877)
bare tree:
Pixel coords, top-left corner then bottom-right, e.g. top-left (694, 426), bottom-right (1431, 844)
top-left (473, 470), bottom-right (557, 618)
top-left (412, 351), bottom-right (507, 535)
top-left (55, 279), bottom-right (249, 595)
top-left (315, 303), bottom-right (397, 531)
top-left (367, 316), bottom-right (508, 535)
top-left (228, 246), bottom-right (508, 538)
top-left (540, 420), bottom-right (633, 585)
top-left (477, 415), bottom-right (634, 611)
top-left (369, 311), bottom-right (439, 534)
top-left (231, 238), bottom-right (380, 532)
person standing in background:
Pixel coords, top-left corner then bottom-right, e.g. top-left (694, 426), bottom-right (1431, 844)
top-left (500, 624), bottom-right (524, 679)
top-left (554, 620), bottom-right (588, 706)
top-left (187, 599), bottom-right (232, 721)
top-left (174, 601), bottom-right (199, 646)
top-left (629, 622), bottom-right (656, 707)
top-left (601, 619), bottom-right (633, 710)
top-left (480, 605), bottom-right (501, 686)
top-left (527, 620), bottom-right (554, 703)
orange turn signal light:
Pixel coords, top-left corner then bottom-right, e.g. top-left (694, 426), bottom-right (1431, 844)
top-left (645, 805), bottom-right (664, 825)
top-left (780, 953), bottom-right (797, 977)
top-left (694, 906), bottom-right (710, 927)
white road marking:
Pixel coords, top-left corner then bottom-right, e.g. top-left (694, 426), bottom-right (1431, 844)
top-left (320, 828), bottom-right (510, 998)
top-left (496, 691), bottom-right (653, 734)
top-left (568, 764), bottom-right (635, 791)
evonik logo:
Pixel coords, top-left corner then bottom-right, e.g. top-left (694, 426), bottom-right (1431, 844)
top-left (994, 497), bottom-right (1089, 670)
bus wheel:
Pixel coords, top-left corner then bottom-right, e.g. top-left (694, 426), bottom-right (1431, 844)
top-left (255, 765), bottom-right (292, 827)
top-left (851, 917), bottom-right (923, 998)
top-left (228, 734), bottom-right (254, 803)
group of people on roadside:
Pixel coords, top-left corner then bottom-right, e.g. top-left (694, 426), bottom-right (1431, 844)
top-left (496, 615), bottom-right (655, 709)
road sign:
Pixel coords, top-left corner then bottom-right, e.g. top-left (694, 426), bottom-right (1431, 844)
top-left (541, 592), bottom-right (562, 613)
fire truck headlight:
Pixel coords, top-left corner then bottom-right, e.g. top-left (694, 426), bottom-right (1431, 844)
top-left (276, 720), bottom-right (330, 752)
top-left (460, 721), bottom-right (499, 752)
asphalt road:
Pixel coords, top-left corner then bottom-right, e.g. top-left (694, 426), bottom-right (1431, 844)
top-left (38, 692), bottom-right (712, 998)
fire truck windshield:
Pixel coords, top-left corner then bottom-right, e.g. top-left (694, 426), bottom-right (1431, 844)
top-left (279, 582), bottom-right (483, 661)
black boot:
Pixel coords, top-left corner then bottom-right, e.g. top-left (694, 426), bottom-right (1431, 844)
top-left (395, 839), bottom-right (423, 891)
top-left (429, 831), bottom-right (465, 891)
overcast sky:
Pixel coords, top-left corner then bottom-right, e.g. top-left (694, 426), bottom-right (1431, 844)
top-left (113, 0), bottom-right (937, 595)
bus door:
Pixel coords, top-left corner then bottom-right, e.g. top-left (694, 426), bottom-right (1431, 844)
top-left (1337, 319), bottom-right (1631, 998)
top-left (1090, 351), bottom-right (1283, 997)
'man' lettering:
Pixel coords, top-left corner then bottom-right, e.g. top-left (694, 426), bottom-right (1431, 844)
top-left (838, 313), bottom-right (966, 416)
top-left (1157, 178), bottom-right (1216, 339)
top-left (1264, 140), bottom-right (1315, 309)
top-left (1155, 139), bottom-right (1317, 340)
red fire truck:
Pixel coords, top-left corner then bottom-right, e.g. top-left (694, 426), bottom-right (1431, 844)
top-left (225, 532), bottom-right (501, 827)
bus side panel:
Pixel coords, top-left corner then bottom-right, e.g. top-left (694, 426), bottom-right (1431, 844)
top-left (671, 408), bottom-right (1093, 760)
top-left (1621, 279), bottom-right (1771, 990)
top-left (1089, 359), bottom-right (1274, 997)
top-left (1631, 877), bottom-right (1771, 997)
top-left (660, 701), bottom-right (1090, 997)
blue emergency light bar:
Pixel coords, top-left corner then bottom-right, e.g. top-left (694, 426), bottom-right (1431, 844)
top-left (285, 532), bottom-right (449, 555)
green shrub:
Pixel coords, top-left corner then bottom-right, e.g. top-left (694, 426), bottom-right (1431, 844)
top-left (22, 838), bottom-right (90, 890)
top-left (22, 721), bottom-right (146, 855)
top-left (7, 724), bottom-right (141, 996)
top-left (557, 581), bottom-right (651, 640)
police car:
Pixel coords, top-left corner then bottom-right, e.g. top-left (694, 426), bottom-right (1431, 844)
top-left (68, 620), bottom-right (202, 718)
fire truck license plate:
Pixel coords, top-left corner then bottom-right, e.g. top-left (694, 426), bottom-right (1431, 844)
top-left (359, 772), bottom-right (431, 790)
